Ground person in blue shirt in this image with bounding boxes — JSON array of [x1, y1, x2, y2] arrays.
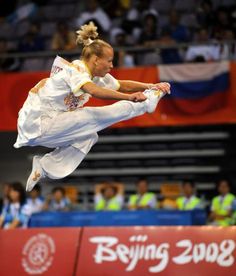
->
[[0, 182, 28, 229], [24, 185, 44, 216], [43, 186, 71, 211]]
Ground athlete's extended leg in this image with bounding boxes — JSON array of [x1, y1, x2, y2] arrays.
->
[[33, 90, 164, 148], [26, 133, 98, 191]]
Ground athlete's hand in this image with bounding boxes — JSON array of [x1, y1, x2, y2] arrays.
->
[[129, 92, 147, 102], [150, 82, 171, 94]]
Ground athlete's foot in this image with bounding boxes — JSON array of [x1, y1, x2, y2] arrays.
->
[[26, 156, 45, 192], [144, 88, 170, 113]]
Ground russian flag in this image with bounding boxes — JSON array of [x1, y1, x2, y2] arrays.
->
[[158, 61, 230, 116]]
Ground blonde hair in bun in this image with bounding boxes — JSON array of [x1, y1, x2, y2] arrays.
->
[[76, 21, 98, 46], [75, 21, 112, 61]]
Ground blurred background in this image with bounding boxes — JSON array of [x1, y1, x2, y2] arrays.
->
[[0, 0, 236, 231]]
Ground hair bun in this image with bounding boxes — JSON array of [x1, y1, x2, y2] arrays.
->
[[76, 21, 99, 46]]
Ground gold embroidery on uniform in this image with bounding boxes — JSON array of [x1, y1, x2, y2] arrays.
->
[[32, 171, 41, 181], [30, 78, 48, 94]]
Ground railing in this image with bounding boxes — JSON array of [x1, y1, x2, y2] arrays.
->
[[0, 41, 235, 69]]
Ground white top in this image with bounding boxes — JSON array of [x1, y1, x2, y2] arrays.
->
[[24, 197, 44, 215], [75, 8, 111, 32], [14, 56, 120, 148], [185, 45, 220, 62]]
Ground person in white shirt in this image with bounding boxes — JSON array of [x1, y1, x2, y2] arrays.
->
[[0, 182, 28, 229], [14, 21, 170, 192], [75, 0, 111, 34], [24, 185, 44, 216], [185, 28, 219, 62]]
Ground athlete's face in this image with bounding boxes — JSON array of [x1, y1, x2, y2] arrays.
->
[[94, 47, 114, 77]]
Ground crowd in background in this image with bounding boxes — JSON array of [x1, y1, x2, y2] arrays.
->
[[0, 178, 236, 229], [0, 0, 236, 71]]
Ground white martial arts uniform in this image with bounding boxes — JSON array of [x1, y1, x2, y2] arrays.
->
[[14, 56, 150, 179]]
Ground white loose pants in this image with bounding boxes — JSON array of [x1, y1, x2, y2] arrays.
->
[[33, 99, 149, 179]]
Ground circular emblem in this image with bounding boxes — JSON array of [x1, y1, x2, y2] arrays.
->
[[22, 233, 55, 274]]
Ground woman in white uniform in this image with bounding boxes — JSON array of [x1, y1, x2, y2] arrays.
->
[[14, 22, 170, 192]]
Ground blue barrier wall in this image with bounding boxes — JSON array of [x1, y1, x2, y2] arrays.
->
[[29, 210, 206, 227]]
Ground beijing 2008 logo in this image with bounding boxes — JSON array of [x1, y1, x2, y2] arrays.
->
[[22, 233, 56, 274]]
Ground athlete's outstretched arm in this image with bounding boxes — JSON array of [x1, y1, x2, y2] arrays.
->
[[118, 80, 171, 93], [82, 82, 146, 102]]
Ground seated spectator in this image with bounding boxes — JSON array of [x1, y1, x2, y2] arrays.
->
[[75, 0, 111, 35], [43, 187, 71, 211], [0, 182, 11, 212], [138, 11, 159, 46], [185, 28, 220, 62], [128, 179, 157, 210], [159, 183, 181, 209], [176, 181, 202, 210], [209, 179, 235, 226], [94, 182, 124, 211], [111, 28, 135, 68], [196, 0, 214, 29], [215, 29, 236, 60], [0, 182, 28, 229], [158, 29, 183, 64], [0, 39, 20, 72], [24, 185, 44, 216], [165, 10, 190, 43], [51, 22, 76, 51], [232, 199, 236, 225], [64, 186, 81, 210], [122, 0, 153, 43], [18, 22, 45, 52]]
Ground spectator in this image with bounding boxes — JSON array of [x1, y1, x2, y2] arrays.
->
[[24, 185, 44, 216], [158, 29, 183, 64], [51, 22, 77, 51], [0, 182, 11, 212], [0, 39, 20, 72], [176, 181, 202, 210], [43, 187, 71, 211], [0, 182, 28, 229], [138, 11, 159, 46], [111, 28, 135, 67], [94, 182, 124, 211], [209, 179, 235, 226], [64, 186, 81, 210], [128, 179, 157, 210], [185, 28, 219, 62], [159, 183, 180, 210], [213, 7, 231, 38], [18, 22, 45, 52], [100, 0, 128, 19], [165, 10, 190, 43], [75, 0, 111, 35], [196, 0, 214, 29], [122, 0, 154, 44], [215, 29, 236, 60]]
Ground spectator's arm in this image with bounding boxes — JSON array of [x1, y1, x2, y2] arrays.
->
[[112, 182, 124, 195], [95, 182, 108, 195], [42, 194, 51, 211], [8, 219, 21, 229], [0, 215, 4, 228]]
